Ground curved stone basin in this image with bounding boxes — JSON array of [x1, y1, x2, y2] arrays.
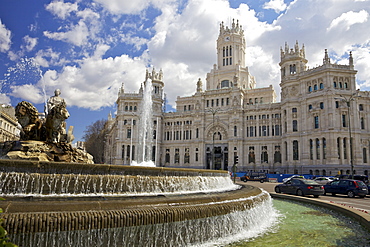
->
[[0, 159, 273, 245]]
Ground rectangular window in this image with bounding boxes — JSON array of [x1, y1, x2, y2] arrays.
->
[[175, 148, 180, 163], [314, 116, 319, 129], [184, 148, 190, 163], [262, 126, 267, 136], [316, 139, 320, 160], [275, 125, 280, 136], [127, 128, 131, 138], [342, 115, 346, 127], [293, 140, 299, 160], [293, 120, 298, 132]]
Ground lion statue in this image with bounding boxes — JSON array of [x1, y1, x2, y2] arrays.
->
[[15, 101, 44, 141]]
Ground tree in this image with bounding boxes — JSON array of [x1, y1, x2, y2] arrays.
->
[[83, 119, 107, 164]]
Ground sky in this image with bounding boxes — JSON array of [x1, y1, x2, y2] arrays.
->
[[0, 0, 370, 143]]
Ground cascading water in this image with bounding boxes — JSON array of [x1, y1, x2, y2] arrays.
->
[[0, 161, 278, 246], [8, 191, 280, 247], [0, 171, 240, 197], [133, 78, 155, 166]]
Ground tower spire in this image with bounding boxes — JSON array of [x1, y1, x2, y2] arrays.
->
[[323, 49, 330, 64]]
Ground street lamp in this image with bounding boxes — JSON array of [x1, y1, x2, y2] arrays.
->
[[335, 92, 359, 177], [208, 108, 219, 170]]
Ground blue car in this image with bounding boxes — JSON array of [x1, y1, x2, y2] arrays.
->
[[324, 179, 368, 198]]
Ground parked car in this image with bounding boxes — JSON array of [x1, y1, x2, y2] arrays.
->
[[274, 178, 324, 198], [240, 172, 267, 183], [324, 179, 368, 198], [313, 177, 334, 185], [282, 175, 304, 183], [336, 175, 369, 184]]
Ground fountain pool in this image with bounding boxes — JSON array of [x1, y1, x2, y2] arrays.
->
[[229, 199, 370, 246]]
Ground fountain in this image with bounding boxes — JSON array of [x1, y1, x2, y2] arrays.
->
[[137, 78, 154, 165], [0, 88, 277, 246], [0, 160, 277, 246], [131, 78, 155, 167]]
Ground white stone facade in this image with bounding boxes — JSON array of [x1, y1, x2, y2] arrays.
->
[[104, 20, 370, 176], [0, 105, 20, 142]]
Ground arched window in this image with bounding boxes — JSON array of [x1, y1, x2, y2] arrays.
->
[[320, 83, 324, 89], [333, 82, 337, 88], [344, 83, 348, 88], [339, 82, 343, 88], [314, 84, 318, 90], [308, 86, 312, 92]]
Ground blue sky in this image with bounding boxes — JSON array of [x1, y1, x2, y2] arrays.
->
[[1, 0, 370, 142]]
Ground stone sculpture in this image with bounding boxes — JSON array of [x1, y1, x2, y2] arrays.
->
[[1, 89, 91, 163], [15, 101, 43, 141], [45, 89, 70, 143]]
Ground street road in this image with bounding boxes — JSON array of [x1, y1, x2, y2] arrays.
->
[[237, 181, 370, 214]]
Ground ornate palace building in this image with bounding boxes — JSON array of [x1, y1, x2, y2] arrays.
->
[[104, 20, 370, 176], [0, 105, 20, 142]]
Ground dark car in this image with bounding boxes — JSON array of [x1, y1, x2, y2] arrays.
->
[[336, 174, 369, 184], [274, 178, 324, 197], [240, 172, 267, 183], [324, 179, 368, 198]]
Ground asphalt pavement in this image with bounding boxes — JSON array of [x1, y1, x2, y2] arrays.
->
[[237, 181, 370, 214]]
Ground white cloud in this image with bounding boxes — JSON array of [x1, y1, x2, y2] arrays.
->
[[46, 1, 78, 20], [93, 0, 152, 15], [10, 84, 45, 103], [22, 35, 38, 52], [263, 0, 287, 13], [44, 20, 90, 46], [44, 2, 101, 47], [0, 19, 11, 53], [41, 45, 148, 110], [0, 93, 11, 105], [34, 48, 67, 67], [327, 10, 369, 31]]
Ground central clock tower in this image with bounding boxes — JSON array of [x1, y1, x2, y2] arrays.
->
[[206, 19, 255, 90], [216, 19, 246, 69]]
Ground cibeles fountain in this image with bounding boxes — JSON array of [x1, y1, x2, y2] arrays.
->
[[0, 86, 278, 246]]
